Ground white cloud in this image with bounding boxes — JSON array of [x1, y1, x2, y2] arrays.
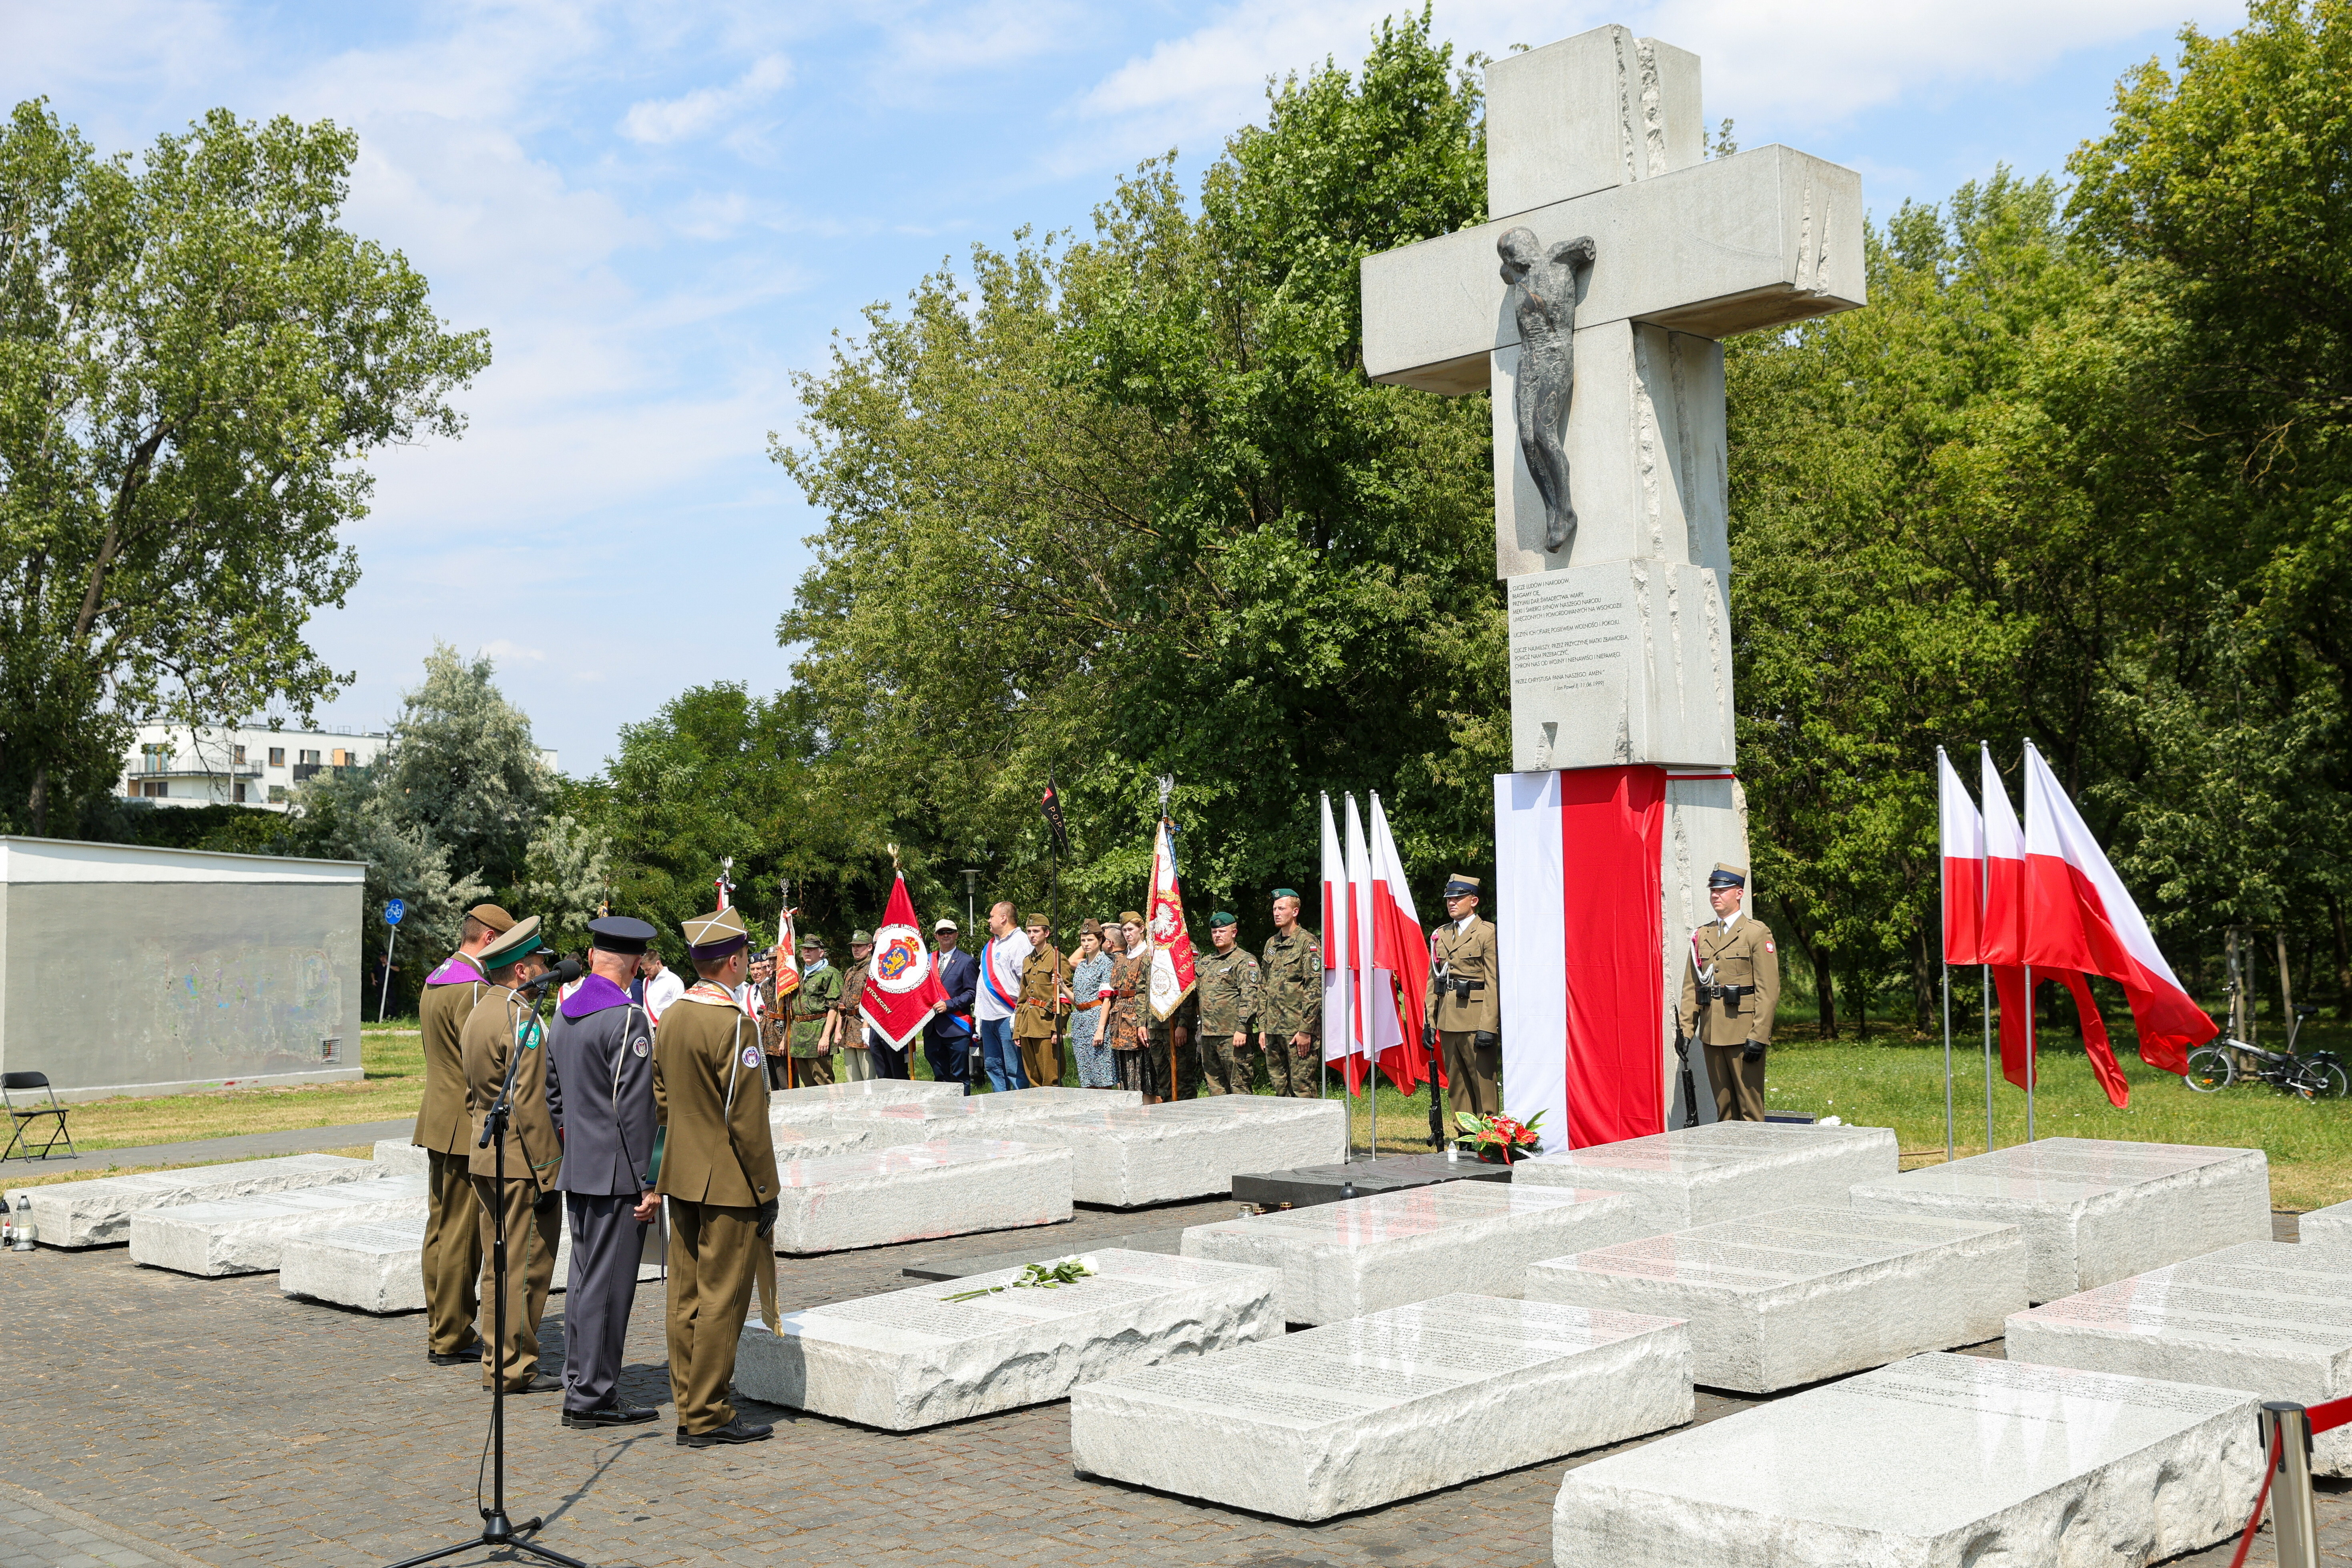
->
[[480, 639, 547, 663], [619, 52, 792, 144]]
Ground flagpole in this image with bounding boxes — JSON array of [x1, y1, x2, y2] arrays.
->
[[1936, 747, 1953, 1164], [1943, 959, 1953, 1163], [1983, 964, 1994, 1153], [2024, 962, 2036, 1141]]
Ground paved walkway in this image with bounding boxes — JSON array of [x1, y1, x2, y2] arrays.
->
[[0, 1119, 415, 1180]]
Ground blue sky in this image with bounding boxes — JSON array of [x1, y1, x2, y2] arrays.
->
[[3, 0, 2246, 775]]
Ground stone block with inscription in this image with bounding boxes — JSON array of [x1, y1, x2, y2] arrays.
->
[[1507, 562, 1730, 772], [1848, 1138, 2270, 1303], [1181, 1180, 1646, 1325], [1014, 1096, 1345, 1207], [129, 1177, 429, 1277], [835, 1087, 1144, 1150], [1073, 1294, 1691, 1522], [1553, 1353, 2264, 1568], [765, 1115, 879, 1162], [2005, 1240, 2352, 1476], [733, 1247, 1278, 1430], [771, 1140, 1072, 1255], [370, 1139, 430, 1174], [1526, 1206, 2022, 1393], [767, 1078, 966, 1114], [279, 1214, 663, 1314], [1515, 1121, 1897, 1234], [2300, 1196, 2352, 1249], [10, 1152, 397, 1249]]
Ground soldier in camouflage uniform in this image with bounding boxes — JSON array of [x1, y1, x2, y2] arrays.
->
[[783, 932, 842, 1088], [1258, 887, 1323, 1098], [1192, 911, 1262, 1095]]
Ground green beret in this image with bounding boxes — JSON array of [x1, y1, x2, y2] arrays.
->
[[1272, 888, 1300, 900], [1209, 911, 1237, 928]]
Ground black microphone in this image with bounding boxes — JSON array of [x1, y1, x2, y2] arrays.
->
[[516, 957, 583, 994]]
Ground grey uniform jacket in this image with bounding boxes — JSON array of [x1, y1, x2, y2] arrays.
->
[[545, 976, 660, 1197]]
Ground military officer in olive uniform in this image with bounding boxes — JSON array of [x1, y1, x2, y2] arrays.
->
[[653, 904, 779, 1448], [460, 916, 563, 1394], [783, 931, 841, 1088], [1426, 873, 1501, 1120], [1678, 862, 1781, 1122], [413, 902, 512, 1365], [544, 914, 662, 1430], [1193, 912, 1261, 1095], [1014, 913, 1068, 1090], [1258, 889, 1322, 1098]]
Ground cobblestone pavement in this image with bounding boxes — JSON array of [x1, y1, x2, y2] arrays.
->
[[0, 1199, 2344, 1567]]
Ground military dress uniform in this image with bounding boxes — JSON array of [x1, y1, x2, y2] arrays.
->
[[460, 918, 565, 1393], [1258, 898, 1322, 1098], [1427, 874, 1501, 1119], [785, 955, 841, 1088], [1015, 922, 1068, 1090], [544, 916, 663, 1427], [1678, 863, 1781, 1123], [1192, 913, 1262, 1096], [655, 905, 781, 1446], [412, 904, 510, 1363]]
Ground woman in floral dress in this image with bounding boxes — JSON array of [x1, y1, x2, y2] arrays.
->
[[1067, 921, 1116, 1088]]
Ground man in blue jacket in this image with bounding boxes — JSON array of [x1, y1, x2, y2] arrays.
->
[[924, 917, 978, 1092]]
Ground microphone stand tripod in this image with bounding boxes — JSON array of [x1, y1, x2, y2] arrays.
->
[[385, 976, 592, 1568]]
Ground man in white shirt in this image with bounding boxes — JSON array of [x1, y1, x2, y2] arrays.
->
[[637, 948, 686, 1023], [973, 900, 1032, 1092]]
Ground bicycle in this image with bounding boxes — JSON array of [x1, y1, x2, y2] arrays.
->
[[2185, 1000, 2349, 1099]]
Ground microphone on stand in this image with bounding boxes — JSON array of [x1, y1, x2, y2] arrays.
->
[[516, 958, 583, 995]]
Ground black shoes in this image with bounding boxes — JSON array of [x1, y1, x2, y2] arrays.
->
[[563, 1402, 659, 1428], [678, 1417, 773, 1448], [426, 1340, 482, 1367]]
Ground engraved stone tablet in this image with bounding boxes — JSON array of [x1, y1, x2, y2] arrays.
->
[[1527, 1205, 2023, 1392], [1848, 1138, 2270, 1302], [2301, 1197, 2352, 1249], [2005, 1239, 2352, 1476], [280, 1214, 662, 1314], [371, 1140, 430, 1174], [767, 1078, 966, 1113], [765, 1116, 878, 1162], [771, 1139, 1073, 1255], [734, 1247, 1278, 1430], [8, 1153, 396, 1249], [1517, 1120, 1898, 1234], [838, 1087, 1144, 1149], [1074, 1294, 1691, 1520], [1182, 1180, 1646, 1324], [129, 1177, 430, 1276], [1507, 562, 1731, 770], [1014, 1096, 1345, 1207], [1553, 1353, 2263, 1568]]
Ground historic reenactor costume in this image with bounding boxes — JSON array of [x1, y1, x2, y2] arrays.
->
[[1105, 911, 1149, 1093], [1014, 915, 1067, 1090], [460, 916, 564, 1393], [1258, 889, 1322, 1098], [1192, 912, 1261, 1095], [413, 902, 512, 1365], [653, 904, 780, 1448], [544, 915, 662, 1429], [783, 934, 841, 1088], [1678, 862, 1781, 1122], [1427, 873, 1501, 1119], [838, 931, 879, 1082]]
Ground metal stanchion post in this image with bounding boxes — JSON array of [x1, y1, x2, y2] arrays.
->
[[2263, 1403, 2321, 1568]]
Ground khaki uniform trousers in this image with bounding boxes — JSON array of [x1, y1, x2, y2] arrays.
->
[[788, 1052, 835, 1087], [1260, 1033, 1321, 1098], [422, 1148, 483, 1356], [1199, 1032, 1250, 1095], [666, 1199, 761, 1437], [1704, 1042, 1768, 1122], [1440, 1030, 1501, 1119], [1128, 1032, 1198, 1100], [1017, 1030, 1063, 1091], [472, 1176, 560, 1389]]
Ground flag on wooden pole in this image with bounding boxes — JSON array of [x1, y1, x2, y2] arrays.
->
[[859, 868, 949, 1049], [1145, 817, 1196, 1021]]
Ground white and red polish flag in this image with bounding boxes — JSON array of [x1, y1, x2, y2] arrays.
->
[[1937, 747, 1984, 966], [859, 870, 949, 1049], [1339, 796, 1385, 1092], [1369, 793, 1429, 1093], [2021, 742, 2216, 1074], [1980, 749, 2038, 1090], [1319, 793, 1354, 1080]]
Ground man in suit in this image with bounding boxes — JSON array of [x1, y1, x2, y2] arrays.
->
[[413, 902, 512, 1366], [544, 915, 662, 1430], [925, 918, 978, 1091], [460, 916, 563, 1394]]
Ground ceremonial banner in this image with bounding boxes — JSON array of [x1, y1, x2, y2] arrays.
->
[[859, 871, 949, 1049], [773, 899, 801, 1001], [1145, 818, 1196, 1021], [1318, 794, 1353, 1076]]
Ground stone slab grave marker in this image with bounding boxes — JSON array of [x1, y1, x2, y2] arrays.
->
[[1015, 1096, 1345, 1207], [9, 1152, 396, 1248], [2300, 1196, 2352, 1247], [1073, 1293, 1691, 1522], [279, 1217, 664, 1314], [1360, 24, 1863, 773], [129, 1175, 429, 1276], [1516, 1120, 1896, 1234], [2005, 1239, 2352, 1476], [768, 1078, 965, 1115], [1231, 1151, 1510, 1213], [734, 1247, 1278, 1430], [1526, 1205, 2023, 1393], [1182, 1179, 1645, 1325], [900, 1226, 1186, 1283], [1553, 1352, 2262, 1568], [837, 1086, 1142, 1149], [765, 1116, 880, 1162], [771, 1139, 1072, 1255], [1848, 1137, 2270, 1303]]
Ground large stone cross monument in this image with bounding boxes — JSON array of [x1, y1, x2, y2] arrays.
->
[[1361, 26, 1864, 1138]]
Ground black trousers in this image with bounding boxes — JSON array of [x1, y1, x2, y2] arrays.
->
[[561, 1191, 648, 1414], [923, 1026, 971, 1089]]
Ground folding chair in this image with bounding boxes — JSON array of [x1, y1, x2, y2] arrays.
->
[[1, 1071, 75, 1161]]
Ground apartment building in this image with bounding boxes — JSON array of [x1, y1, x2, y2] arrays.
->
[[123, 723, 394, 809]]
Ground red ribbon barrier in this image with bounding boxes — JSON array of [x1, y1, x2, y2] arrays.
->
[[2225, 1426, 2282, 1568], [2311, 1393, 2352, 1437]]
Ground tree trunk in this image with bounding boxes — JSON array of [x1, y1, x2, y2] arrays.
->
[[2329, 893, 2350, 1022], [1913, 930, 1935, 1032], [2277, 929, 2296, 1049], [1777, 898, 1836, 1038], [29, 765, 48, 838]]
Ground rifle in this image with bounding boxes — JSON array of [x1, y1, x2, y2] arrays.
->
[[1674, 1018, 1702, 1126]]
